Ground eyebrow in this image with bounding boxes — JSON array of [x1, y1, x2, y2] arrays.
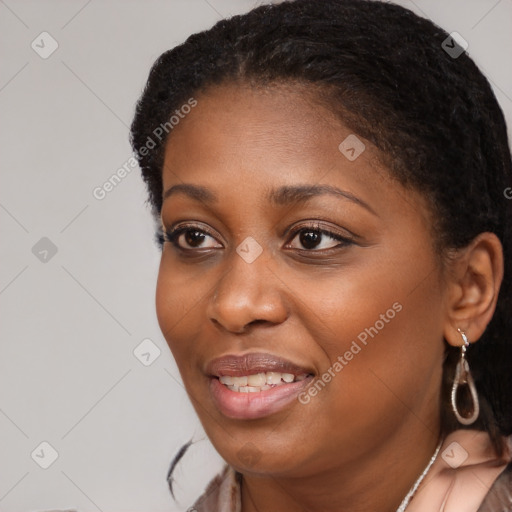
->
[[267, 184, 377, 216], [162, 183, 376, 216], [163, 184, 217, 203]]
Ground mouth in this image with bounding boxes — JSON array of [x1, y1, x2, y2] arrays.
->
[[206, 353, 314, 419], [218, 371, 309, 392]]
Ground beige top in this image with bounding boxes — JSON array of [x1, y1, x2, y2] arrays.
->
[[192, 429, 512, 512]]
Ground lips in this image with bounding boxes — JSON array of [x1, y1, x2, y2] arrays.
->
[[206, 353, 314, 420], [207, 352, 313, 378]]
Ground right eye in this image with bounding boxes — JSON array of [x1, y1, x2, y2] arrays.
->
[[163, 224, 223, 251]]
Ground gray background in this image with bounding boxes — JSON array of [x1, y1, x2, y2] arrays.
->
[[1, 0, 511, 511]]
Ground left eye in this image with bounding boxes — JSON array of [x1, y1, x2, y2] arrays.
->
[[287, 228, 348, 251]]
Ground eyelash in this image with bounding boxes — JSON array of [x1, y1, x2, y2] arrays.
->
[[286, 223, 354, 250], [158, 223, 218, 248], [158, 222, 354, 252]]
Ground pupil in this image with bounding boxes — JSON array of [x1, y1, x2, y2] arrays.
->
[[300, 231, 320, 249], [185, 230, 205, 247]]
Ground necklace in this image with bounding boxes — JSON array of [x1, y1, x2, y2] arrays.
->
[[395, 438, 443, 512]]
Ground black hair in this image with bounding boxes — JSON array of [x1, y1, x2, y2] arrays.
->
[[131, 0, 512, 456]]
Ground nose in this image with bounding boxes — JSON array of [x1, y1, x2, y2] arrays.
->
[[206, 250, 289, 334]]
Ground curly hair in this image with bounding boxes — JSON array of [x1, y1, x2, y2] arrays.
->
[[130, 0, 512, 456]]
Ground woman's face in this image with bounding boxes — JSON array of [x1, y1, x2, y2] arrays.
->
[[156, 83, 447, 477]]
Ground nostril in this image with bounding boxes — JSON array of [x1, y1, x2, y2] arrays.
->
[[248, 319, 268, 327], [209, 317, 248, 334]]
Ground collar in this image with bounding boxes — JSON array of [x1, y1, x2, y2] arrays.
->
[[192, 429, 511, 512]]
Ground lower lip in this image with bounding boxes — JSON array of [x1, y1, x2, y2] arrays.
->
[[209, 376, 313, 420]]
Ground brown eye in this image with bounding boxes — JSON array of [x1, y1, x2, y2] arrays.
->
[[165, 225, 223, 250], [288, 228, 347, 251], [299, 230, 322, 249], [183, 230, 206, 247]]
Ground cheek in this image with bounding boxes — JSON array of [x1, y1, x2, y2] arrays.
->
[[311, 260, 444, 417], [155, 267, 183, 350], [279, 255, 422, 355], [155, 254, 207, 364], [286, 243, 445, 398]]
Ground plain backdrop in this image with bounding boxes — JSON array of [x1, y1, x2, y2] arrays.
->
[[1, 0, 511, 511]]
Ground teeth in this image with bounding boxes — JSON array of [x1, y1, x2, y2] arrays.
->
[[219, 371, 308, 392], [236, 376, 248, 386], [266, 372, 282, 385], [223, 376, 248, 387], [247, 373, 266, 387]]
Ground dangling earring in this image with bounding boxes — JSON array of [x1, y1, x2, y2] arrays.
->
[[450, 329, 480, 425]]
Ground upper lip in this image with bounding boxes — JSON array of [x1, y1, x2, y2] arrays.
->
[[206, 352, 314, 378]]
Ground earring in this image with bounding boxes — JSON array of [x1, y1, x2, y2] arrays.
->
[[450, 329, 480, 425]]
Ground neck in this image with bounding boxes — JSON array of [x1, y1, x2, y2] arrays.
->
[[241, 422, 441, 512]]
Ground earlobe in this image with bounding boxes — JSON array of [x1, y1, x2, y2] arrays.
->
[[443, 232, 504, 346]]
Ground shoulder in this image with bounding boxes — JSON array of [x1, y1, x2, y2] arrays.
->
[[408, 430, 512, 512], [192, 465, 241, 512], [477, 459, 512, 512]]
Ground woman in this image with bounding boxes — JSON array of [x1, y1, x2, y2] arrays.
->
[[130, 1, 512, 510]]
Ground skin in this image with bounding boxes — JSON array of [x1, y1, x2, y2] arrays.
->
[[155, 83, 503, 512]]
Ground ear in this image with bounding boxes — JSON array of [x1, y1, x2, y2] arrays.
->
[[443, 232, 504, 347]]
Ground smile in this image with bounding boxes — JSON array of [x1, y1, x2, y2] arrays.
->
[[219, 372, 308, 392], [206, 353, 314, 419]]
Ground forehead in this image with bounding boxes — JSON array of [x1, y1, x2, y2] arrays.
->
[[162, 82, 388, 192]]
